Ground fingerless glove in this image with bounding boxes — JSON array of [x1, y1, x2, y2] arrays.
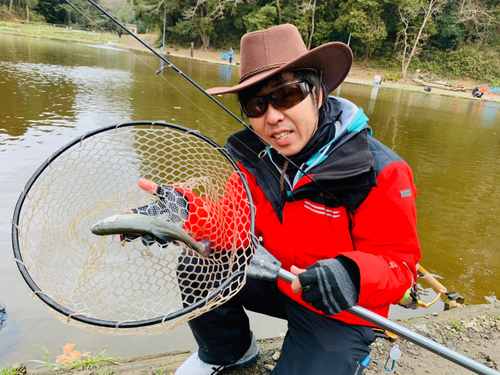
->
[[298, 256, 360, 316]]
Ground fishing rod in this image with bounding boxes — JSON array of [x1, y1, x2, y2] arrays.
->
[[262, 255, 498, 375], [83, 0, 346, 204]]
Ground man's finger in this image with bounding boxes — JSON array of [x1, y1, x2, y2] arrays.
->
[[291, 265, 306, 293], [138, 178, 158, 194]]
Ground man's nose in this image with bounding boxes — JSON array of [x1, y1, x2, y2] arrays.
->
[[265, 103, 285, 125]]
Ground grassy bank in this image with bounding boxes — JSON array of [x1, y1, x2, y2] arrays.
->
[[0, 20, 122, 45]]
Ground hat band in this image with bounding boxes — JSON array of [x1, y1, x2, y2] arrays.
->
[[239, 63, 286, 84]]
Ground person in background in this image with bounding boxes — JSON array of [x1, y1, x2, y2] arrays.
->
[[228, 47, 234, 64], [134, 23, 421, 375], [374, 73, 381, 86], [190, 42, 194, 58], [472, 86, 484, 98]]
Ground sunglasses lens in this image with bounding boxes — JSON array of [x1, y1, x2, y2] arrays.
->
[[241, 98, 266, 118], [272, 84, 307, 109], [241, 83, 309, 118]]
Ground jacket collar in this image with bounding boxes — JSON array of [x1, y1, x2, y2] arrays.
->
[[225, 97, 376, 220]]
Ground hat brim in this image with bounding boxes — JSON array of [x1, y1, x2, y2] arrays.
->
[[206, 42, 352, 96]]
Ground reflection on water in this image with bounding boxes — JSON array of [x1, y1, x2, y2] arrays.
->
[[342, 84, 500, 309], [219, 64, 232, 83], [367, 85, 380, 114], [0, 60, 133, 140], [480, 102, 500, 128], [1, 33, 500, 367]]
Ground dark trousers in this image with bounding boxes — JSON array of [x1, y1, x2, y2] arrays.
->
[[187, 277, 375, 375]]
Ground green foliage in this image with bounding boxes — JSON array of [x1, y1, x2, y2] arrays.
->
[[0, 366, 25, 375], [334, 0, 387, 59], [384, 71, 401, 81], [168, 19, 196, 44], [450, 320, 464, 330], [34, 0, 65, 24], [243, 4, 277, 32], [416, 43, 500, 84], [2, 0, 499, 82], [65, 349, 120, 370], [101, 0, 135, 24], [429, 1, 464, 50], [30, 345, 56, 370], [29, 344, 120, 372], [135, 19, 147, 34], [150, 367, 166, 375]]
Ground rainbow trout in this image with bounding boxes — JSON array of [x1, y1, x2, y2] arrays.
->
[[91, 214, 210, 257]]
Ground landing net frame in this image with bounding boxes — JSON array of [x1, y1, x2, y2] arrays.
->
[[12, 121, 257, 334]]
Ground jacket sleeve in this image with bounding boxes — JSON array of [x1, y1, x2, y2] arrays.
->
[[341, 161, 421, 309], [181, 170, 252, 251]]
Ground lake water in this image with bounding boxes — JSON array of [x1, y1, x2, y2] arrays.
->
[[1, 33, 500, 368]]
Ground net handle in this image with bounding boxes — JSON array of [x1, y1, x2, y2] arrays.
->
[[11, 121, 258, 329]]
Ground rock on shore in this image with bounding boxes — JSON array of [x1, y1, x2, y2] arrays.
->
[[30, 303, 500, 375]]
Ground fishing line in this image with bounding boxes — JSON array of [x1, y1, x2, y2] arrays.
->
[[69, 0, 341, 202], [64, 0, 233, 129]]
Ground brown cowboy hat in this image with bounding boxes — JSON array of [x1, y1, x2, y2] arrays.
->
[[207, 24, 352, 95]]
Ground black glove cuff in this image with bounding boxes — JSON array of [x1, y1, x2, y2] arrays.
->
[[335, 255, 361, 294]]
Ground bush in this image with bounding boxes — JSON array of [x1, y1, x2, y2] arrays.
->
[[417, 43, 500, 85], [0, 5, 10, 20], [134, 19, 146, 34]]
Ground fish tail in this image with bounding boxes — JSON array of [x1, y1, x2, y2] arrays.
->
[[200, 239, 212, 257]]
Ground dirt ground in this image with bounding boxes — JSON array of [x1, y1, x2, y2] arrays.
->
[[118, 34, 500, 104], [25, 303, 500, 375]]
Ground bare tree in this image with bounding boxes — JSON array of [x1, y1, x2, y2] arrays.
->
[[456, 0, 498, 41], [397, 0, 447, 80], [184, 0, 242, 49], [298, 0, 318, 49]]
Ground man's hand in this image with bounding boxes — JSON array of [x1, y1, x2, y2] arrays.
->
[[130, 179, 189, 223], [291, 257, 360, 316], [122, 179, 189, 245]]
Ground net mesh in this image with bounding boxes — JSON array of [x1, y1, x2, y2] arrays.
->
[[14, 122, 256, 335]]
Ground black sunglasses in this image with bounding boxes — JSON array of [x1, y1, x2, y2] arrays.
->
[[239, 82, 311, 118]]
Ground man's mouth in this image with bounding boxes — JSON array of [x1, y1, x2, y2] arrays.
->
[[272, 131, 291, 140]]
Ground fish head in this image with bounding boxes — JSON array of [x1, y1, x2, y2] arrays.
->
[[90, 214, 121, 235]]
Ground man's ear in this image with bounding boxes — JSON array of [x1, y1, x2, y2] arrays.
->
[[313, 86, 323, 109]]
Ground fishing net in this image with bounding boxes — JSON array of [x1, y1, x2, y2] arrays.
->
[[12, 121, 257, 335]]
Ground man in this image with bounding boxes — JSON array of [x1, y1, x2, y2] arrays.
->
[[173, 23, 422, 374]]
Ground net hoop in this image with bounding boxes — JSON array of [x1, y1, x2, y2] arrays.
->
[[12, 121, 257, 331]]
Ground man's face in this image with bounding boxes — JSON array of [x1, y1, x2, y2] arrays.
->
[[247, 72, 322, 157]]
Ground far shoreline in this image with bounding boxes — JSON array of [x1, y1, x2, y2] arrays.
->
[[116, 34, 500, 104], [1, 21, 499, 104]]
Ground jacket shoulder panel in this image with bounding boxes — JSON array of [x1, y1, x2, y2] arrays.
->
[[368, 136, 405, 176]]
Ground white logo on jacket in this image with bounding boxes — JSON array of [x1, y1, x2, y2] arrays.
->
[[304, 201, 341, 218]]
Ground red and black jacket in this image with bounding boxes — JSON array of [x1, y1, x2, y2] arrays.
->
[[224, 97, 421, 326]]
